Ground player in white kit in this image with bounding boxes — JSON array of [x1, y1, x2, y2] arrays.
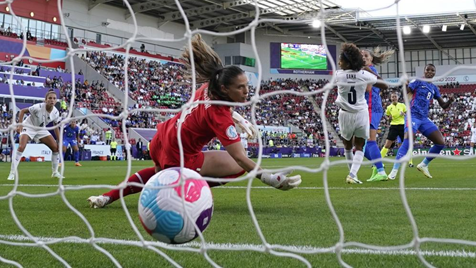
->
[[7, 90, 64, 180], [471, 122, 476, 154], [335, 43, 387, 184]]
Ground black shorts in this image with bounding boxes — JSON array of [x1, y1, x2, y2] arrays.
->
[[387, 124, 405, 142], [111, 148, 117, 154]]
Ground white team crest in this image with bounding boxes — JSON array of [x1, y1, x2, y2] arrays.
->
[[226, 125, 238, 140]]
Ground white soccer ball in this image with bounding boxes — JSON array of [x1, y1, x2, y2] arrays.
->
[[138, 167, 214, 244]]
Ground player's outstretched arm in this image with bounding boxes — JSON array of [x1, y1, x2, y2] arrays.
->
[[436, 96, 454, 109], [16, 108, 29, 133], [225, 142, 301, 190]]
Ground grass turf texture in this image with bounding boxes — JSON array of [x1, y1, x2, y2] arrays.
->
[[0, 158, 475, 267], [281, 47, 327, 70]]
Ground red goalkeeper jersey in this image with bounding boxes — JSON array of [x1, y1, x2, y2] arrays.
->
[[157, 83, 241, 158]]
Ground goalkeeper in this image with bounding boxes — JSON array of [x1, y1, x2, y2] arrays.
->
[[88, 35, 301, 208]]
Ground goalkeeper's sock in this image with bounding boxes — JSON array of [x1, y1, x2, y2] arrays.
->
[[344, 149, 353, 170], [74, 151, 80, 163], [381, 147, 389, 158], [422, 144, 445, 165], [51, 152, 59, 172], [11, 150, 23, 172], [103, 167, 156, 203], [208, 170, 246, 188], [349, 150, 364, 178]]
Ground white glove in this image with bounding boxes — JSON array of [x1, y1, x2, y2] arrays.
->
[[260, 171, 302, 191], [232, 111, 258, 140]]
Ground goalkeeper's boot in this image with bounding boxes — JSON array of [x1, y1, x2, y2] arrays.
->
[[88, 195, 111, 208], [408, 158, 414, 167], [7, 172, 15, 181], [387, 169, 398, 180], [52, 171, 65, 179], [346, 175, 363, 184], [75, 162, 82, 167], [417, 163, 433, 179]]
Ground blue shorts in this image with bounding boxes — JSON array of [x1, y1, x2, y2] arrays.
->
[[404, 116, 438, 137], [63, 138, 78, 147], [369, 112, 383, 130]]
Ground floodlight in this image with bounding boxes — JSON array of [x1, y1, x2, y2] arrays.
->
[[442, 25, 447, 31], [422, 25, 430, 33], [403, 26, 411, 35], [460, 24, 465, 30], [312, 19, 321, 28]]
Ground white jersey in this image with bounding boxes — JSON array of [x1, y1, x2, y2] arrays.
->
[[335, 69, 377, 113], [23, 103, 60, 128]]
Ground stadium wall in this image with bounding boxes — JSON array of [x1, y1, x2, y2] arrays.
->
[[62, 0, 227, 58]]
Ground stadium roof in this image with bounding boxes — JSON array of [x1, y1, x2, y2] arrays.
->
[[98, 0, 476, 50]]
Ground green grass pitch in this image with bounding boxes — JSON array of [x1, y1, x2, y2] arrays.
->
[[1, 157, 475, 267], [281, 47, 327, 70]]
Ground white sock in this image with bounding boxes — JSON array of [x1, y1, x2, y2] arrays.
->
[[11, 150, 23, 173], [52, 152, 59, 173], [350, 150, 364, 178], [344, 149, 353, 170]]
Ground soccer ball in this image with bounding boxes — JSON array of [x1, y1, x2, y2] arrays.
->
[[138, 167, 214, 244]]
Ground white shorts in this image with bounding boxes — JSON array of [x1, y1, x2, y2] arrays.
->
[[471, 136, 476, 143], [21, 126, 52, 141], [338, 109, 369, 141]]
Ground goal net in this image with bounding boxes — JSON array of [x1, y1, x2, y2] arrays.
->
[[1, 0, 476, 267]]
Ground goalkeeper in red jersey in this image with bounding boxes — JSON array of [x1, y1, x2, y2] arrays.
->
[[88, 35, 301, 208]]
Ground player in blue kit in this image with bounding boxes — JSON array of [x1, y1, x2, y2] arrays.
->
[[361, 48, 394, 181], [387, 64, 454, 179], [63, 120, 82, 167]]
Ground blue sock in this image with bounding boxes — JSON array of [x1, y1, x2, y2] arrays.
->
[[393, 139, 410, 170], [367, 140, 383, 169], [74, 151, 80, 163], [423, 144, 444, 165], [363, 141, 372, 160]]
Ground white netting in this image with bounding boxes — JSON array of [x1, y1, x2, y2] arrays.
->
[[1, 0, 476, 267]]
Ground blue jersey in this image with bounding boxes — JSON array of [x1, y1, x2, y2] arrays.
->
[[64, 124, 79, 139], [408, 79, 441, 119], [364, 65, 383, 113]]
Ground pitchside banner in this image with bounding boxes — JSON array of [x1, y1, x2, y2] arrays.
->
[[15, 144, 112, 161], [394, 148, 476, 156], [386, 75, 476, 85]]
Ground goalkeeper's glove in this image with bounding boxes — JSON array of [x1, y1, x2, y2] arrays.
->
[[260, 170, 302, 191], [232, 111, 258, 140]]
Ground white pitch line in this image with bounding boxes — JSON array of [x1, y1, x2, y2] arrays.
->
[[0, 234, 474, 258], [1, 184, 476, 191]]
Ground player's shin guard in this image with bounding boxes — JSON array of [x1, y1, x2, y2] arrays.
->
[[393, 139, 410, 170], [103, 167, 156, 203], [367, 141, 384, 170], [11, 150, 23, 171], [422, 144, 444, 165], [344, 149, 353, 170], [207, 170, 246, 188], [74, 151, 80, 163], [52, 152, 59, 172]]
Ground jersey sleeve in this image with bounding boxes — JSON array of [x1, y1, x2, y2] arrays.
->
[[385, 105, 391, 116], [408, 80, 419, 93], [28, 104, 40, 115], [363, 71, 377, 84], [401, 103, 407, 113], [207, 106, 241, 147]]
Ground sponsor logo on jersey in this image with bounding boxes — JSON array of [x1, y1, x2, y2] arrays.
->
[[226, 125, 238, 140]]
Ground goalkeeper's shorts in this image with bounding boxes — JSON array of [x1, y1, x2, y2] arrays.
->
[[149, 134, 204, 173]]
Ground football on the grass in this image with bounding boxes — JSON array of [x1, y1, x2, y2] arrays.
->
[[138, 167, 213, 244]]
